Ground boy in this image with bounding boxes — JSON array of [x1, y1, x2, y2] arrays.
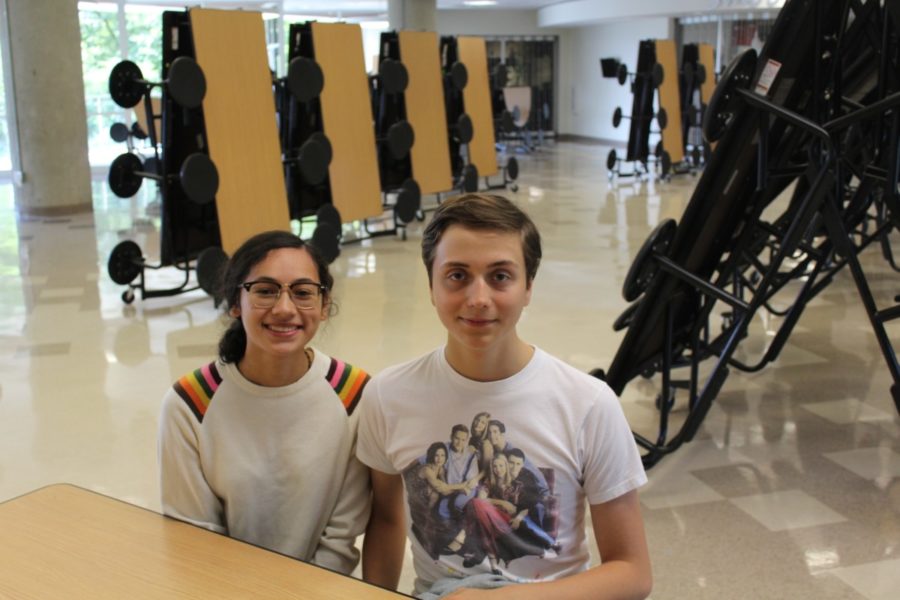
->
[[357, 194, 651, 599]]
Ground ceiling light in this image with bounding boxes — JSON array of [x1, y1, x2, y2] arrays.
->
[[463, 1, 498, 6]]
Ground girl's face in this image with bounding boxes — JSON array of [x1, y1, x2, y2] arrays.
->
[[473, 414, 488, 435], [231, 247, 328, 364], [492, 457, 507, 479], [433, 447, 447, 467]]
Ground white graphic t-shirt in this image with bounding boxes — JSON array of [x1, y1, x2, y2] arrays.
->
[[357, 347, 646, 593]]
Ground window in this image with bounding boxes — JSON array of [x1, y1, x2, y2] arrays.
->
[[678, 14, 778, 76], [486, 37, 556, 134], [79, 3, 126, 166], [0, 27, 9, 172], [78, 2, 165, 167]]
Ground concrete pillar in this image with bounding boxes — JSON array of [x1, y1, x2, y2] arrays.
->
[[388, 0, 437, 31], [5, 0, 92, 216]]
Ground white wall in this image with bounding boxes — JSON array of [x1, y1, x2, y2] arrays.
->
[[435, 9, 676, 143], [557, 17, 672, 141], [436, 9, 569, 137], [539, 0, 784, 27], [436, 9, 558, 36]]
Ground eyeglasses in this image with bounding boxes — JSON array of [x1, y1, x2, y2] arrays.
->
[[239, 280, 327, 310]]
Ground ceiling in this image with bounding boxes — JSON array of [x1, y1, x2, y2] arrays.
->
[[90, 1, 787, 28], [106, 1, 560, 19]]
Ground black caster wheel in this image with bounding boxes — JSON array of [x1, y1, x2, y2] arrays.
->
[[510, 184, 519, 192], [396, 179, 421, 225], [721, 313, 734, 332], [589, 368, 607, 381], [122, 289, 135, 304], [659, 151, 672, 179], [606, 148, 618, 172], [691, 146, 702, 166], [505, 156, 519, 182], [415, 209, 426, 222], [655, 391, 675, 411]]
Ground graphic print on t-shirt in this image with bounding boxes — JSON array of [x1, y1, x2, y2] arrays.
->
[[401, 412, 561, 573]]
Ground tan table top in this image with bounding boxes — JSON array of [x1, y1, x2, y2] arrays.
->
[[655, 38, 685, 164], [0, 484, 407, 599], [699, 43, 716, 105], [457, 36, 499, 178], [312, 21, 384, 223], [190, 8, 291, 255], [398, 30, 453, 195]]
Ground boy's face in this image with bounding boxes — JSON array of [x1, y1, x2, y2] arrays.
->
[[429, 224, 532, 358], [451, 429, 469, 453], [508, 454, 525, 479], [488, 424, 505, 447]]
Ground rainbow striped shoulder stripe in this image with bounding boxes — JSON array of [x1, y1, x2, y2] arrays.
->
[[173, 358, 370, 422], [326, 357, 370, 416], [173, 362, 222, 423]]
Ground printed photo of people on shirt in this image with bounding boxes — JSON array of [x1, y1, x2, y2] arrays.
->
[[402, 412, 561, 574]]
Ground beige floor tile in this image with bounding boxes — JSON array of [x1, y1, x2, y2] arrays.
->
[[827, 558, 900, 600], [730, 490, 848, 531], [802, 399, 895, 425], [824, 446, 900, 483], [641, 472, 725, 509]]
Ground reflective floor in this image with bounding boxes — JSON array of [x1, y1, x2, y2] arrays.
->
[[0, 141, 898, 599]]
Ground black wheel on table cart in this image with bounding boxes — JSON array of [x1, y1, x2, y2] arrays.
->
[[108, 240, 143, 286]]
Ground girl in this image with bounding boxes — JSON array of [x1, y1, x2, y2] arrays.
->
[[158, 230, 370, 574]]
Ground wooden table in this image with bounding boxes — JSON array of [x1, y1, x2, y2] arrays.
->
[[0, 484, 407, 599], [457, 36, 499, 178], [654, 38, 685, 164], [312, 21, 384, 223], [190, 8, 291, 255], [398, 30, 453, 195]]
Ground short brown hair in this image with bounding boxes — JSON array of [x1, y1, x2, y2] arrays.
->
[[421, 193, 542, 285]]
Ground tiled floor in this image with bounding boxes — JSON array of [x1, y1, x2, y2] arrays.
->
[[0, 141, 898, 598]]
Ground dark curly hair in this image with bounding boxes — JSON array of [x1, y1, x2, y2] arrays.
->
[[217, 230, 334, 364], [426, 441, 448, 465]]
